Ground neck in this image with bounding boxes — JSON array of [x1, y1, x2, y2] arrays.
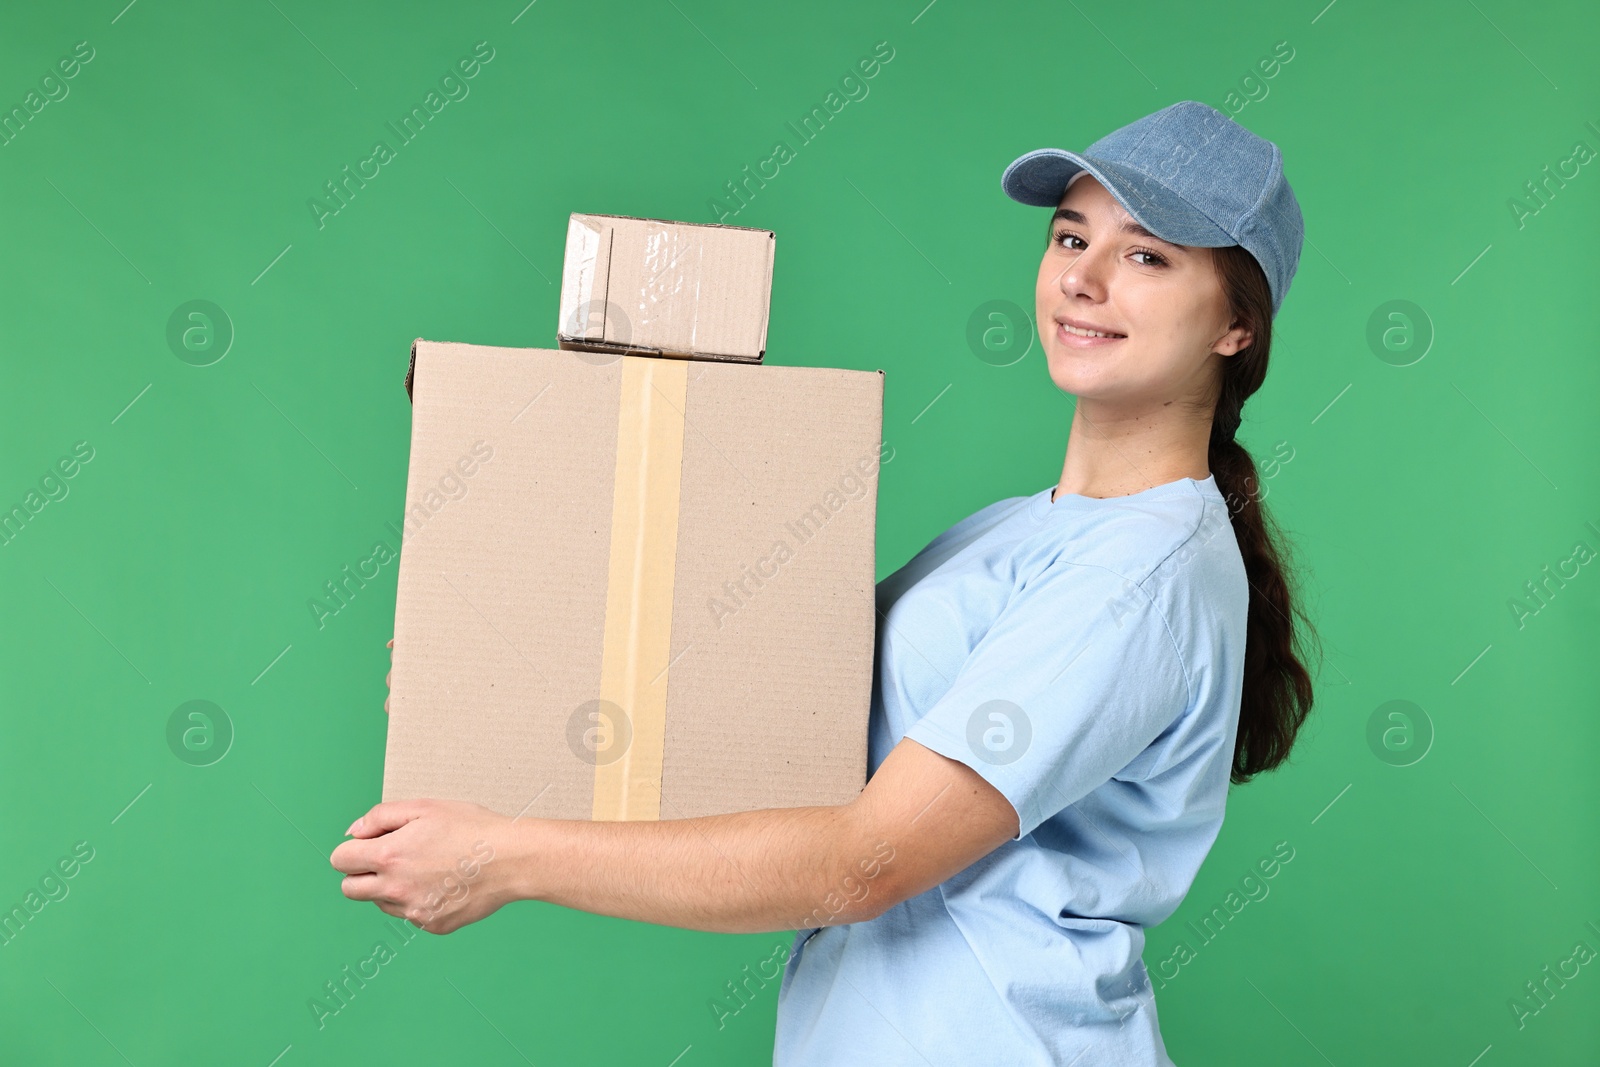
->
[[1052, 398, 1213, 501]]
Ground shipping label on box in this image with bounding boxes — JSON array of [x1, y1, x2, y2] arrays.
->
[[556, 213, 774, 364], [384, 339, 885, 823]]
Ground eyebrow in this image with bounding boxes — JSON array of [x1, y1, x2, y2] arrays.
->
[[1051, 207, 1188, 254]]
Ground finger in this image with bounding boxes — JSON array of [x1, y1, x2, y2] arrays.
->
[[370, 895, 433, 931], [383, 694, 390, 715], [345, 881, 424, 929], [339, 872, 385, 901], [346, 800, 424, 838], [374, 899, 413, 922], [330, 837, 389, 875], [387, 638, 394, 649]]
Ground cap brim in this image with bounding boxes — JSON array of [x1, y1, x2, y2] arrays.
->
[[1001, 149, 1235, 248]]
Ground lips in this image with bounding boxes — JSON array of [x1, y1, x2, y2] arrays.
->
[[1054, 315, 1126, 339]]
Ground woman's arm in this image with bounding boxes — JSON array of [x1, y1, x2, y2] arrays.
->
[[333, 738, 1020, 935], [507, 802, 881, 934]]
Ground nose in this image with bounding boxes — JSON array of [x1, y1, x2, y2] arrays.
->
[[1052, 241, 1111, 300]]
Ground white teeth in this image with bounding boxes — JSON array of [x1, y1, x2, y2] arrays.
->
[[1060, 322, 1123, 338]]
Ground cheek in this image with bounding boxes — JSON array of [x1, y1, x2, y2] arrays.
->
[[1124, 287, 1215, 350], [1168, 309, 1230, 361], [1034, 272, 1054, 320]]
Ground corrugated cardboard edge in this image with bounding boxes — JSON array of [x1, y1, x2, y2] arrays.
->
[[555, 339, 765, 365], [753, 231, 772, 358], [574, 211, 775, 235], [404, 337, 420, 401]]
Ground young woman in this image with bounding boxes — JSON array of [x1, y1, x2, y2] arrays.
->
[[334, 100, 1319, 1065]]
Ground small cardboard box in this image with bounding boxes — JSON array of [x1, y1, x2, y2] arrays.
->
[[556, 213, 774, 364], [382, 339, 885, 822]]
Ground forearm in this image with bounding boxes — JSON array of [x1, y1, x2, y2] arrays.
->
[[503, 803, 886, 934]]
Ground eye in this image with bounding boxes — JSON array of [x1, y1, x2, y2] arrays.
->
[[1052, 229, 1170, 268], [1052, 228, 1085, 251]]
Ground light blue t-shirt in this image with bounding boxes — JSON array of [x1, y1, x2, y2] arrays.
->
[[773, 474, 1249, 1066]]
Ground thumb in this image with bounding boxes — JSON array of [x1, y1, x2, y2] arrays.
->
[[345, 801, 422, 838]]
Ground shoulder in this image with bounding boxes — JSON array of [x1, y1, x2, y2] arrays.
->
[[1050, 481, 1243, 596], [1029, 482, 1248, 669]]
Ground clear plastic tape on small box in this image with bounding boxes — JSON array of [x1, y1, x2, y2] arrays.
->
[[639, 222, 702, 353]]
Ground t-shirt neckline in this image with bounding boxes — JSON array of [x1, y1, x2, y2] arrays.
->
[[1028, 474, 1217, 521]]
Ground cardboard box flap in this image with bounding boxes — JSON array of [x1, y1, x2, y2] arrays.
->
[[557, 215, 610, 343]]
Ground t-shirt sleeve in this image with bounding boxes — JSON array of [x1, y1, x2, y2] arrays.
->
[[901, 559, 1192, 841]]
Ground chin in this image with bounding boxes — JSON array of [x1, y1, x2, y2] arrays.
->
[[1042, 347, 1117, 396]]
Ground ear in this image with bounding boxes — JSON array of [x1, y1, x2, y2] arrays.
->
[[1214, 319, 1253, 357]]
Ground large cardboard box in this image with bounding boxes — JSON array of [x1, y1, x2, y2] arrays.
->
[[382, 339, 885, 822], [556, 213, 774, 364]]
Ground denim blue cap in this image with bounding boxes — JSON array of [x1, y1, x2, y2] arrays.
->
[[1001, 101, 1303, 317]]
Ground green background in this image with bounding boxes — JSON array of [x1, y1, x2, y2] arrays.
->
[[3, 0, 1597, 1063]]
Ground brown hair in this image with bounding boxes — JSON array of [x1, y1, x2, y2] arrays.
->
[[1204, 243, 1320, 783]]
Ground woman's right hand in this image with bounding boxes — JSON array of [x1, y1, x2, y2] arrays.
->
[[384, 637, 393, 714]]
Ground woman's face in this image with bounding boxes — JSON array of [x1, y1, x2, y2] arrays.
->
[[1035, 174, 1250, 409]]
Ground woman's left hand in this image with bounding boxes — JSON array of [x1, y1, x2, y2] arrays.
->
[[330, 799, 523, 935]]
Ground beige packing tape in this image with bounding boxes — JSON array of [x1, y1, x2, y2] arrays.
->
[[592, 355, 689, 821]]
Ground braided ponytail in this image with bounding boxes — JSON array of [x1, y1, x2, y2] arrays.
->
[[1207, 244, 1320, 783]]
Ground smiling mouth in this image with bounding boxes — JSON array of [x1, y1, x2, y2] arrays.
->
[[1057, 321, 1126, 340]]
